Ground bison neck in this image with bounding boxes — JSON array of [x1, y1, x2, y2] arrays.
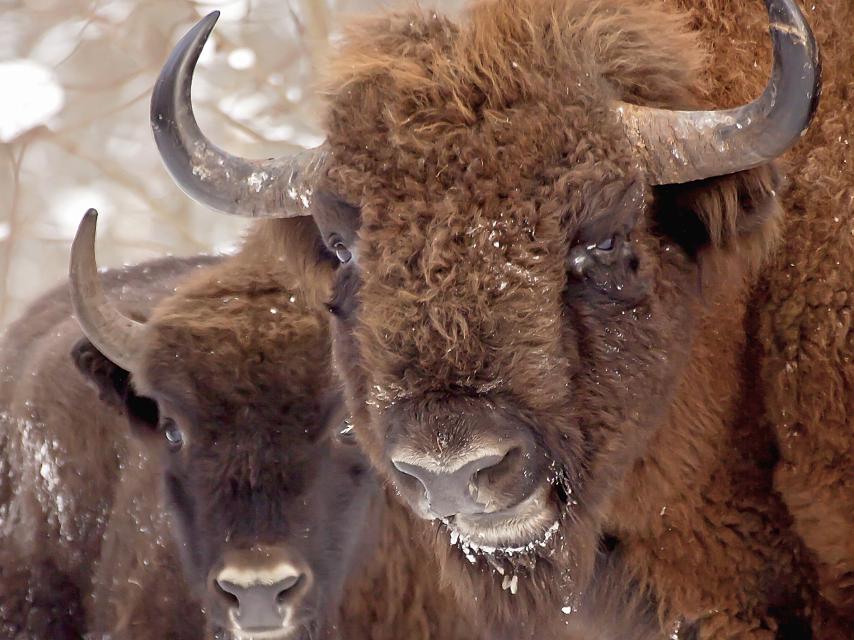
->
[[605, 276, 813, 632]]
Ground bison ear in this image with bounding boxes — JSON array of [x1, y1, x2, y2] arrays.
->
[[652, 163, 783, 269], [71, 337, 159, 433]]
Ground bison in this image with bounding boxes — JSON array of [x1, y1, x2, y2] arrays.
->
[[0, 210, 472, 639], [146, 0, 852, 637]]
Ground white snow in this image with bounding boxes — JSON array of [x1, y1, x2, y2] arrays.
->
[[2, 411, 77, 542], [0, 59, 64, 142], [247, 171, 269, 193], [448, 518, 560, 559], [227, 47, 256, 70]]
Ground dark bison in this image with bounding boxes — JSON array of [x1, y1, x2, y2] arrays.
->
[[148, 0, 852, 637], [0, 211, 472, 639]]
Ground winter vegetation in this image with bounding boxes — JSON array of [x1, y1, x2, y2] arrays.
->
[[0, 0, 462, 327]]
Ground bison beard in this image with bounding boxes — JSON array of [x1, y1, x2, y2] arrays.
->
[[146, 0, 851, 638]]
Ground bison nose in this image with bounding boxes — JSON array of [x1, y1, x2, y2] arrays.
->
[[392, 447, 514, 518], [214, 562, 309, 631]]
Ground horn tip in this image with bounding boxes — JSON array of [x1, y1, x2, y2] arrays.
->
[[79, 208, 99, 235], [203, 10, 220, 28], [73, 210, 99, 268]]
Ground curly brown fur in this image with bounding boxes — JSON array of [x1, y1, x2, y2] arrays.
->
[[241, 0, 852, 637], [684, 0, 854, 622]]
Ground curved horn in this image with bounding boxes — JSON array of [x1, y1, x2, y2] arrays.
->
[[616, 0, 821, 185], [150, 11, 326, 217], [69, 209, 145, 371]]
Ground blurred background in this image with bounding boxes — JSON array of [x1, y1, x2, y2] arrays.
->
[[0, 0, 462, 327]]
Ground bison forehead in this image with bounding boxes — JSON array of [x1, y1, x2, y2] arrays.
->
[[327, 105, 584, 384], [319, 0, 707, 397], [321, 0, 703, 187], [327, 134, 597, 402], [323, 0, 701, 130], [130, 293, 335, 432]]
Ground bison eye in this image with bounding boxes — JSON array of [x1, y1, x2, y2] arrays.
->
[[332, 240, 352, 264], [567, 233, 647, 302], [162, 418, 184, 451], [594, 236, 615, 252]]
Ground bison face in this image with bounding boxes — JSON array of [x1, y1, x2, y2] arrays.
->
[[147, 0, 818, 624], [317, 157, 705, 558], [74, 334, 375, 640], [73, 333, 375, 639], [69, 213, 377, 640]]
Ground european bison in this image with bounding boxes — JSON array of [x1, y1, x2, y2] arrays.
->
[[149, 0, 852, 637], [0, 211, 471, 639]]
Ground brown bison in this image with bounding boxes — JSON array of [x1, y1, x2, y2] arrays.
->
[[148, 0, 852, 637], [0, 211, 472, 639]]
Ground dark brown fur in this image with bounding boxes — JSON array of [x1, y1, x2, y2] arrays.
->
[[245, 0, 851, 637], [0, 250, 473, 639]]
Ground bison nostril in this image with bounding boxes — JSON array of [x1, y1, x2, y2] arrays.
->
[[469, 447, 522, 508], [474, 447, 520, 484], [213, 563, 312, 631], [391, 450, 512, 518], [392, 460, 428, 496], [275, 574, 303, 604], [215, 579, 240, 607]]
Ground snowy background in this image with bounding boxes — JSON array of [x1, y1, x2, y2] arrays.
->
[[0, 0, 462, 327]]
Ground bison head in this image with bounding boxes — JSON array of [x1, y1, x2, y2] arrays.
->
[[148, 0, 820, 628], [68, 211, 376, 639]]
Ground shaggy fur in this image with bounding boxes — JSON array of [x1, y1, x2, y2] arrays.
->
[[243, 0, 851, 637], [0, 249, 473, 639], [679, 0, 854, 620]]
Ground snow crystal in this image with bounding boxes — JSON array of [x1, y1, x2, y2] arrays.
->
[[367, 382, 408, 409], [247, 171, 269, 193], [447, 518, 560, 559], [501, 573, 519, 594], [2, 411, 78, 542]]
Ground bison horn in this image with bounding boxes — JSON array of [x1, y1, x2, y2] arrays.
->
[[69, 209, 145, 371], [150, 11, 326, 218], [615, 0, 820, 185]]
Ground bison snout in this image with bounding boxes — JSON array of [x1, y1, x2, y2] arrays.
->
[[213, 555, 311, 633], [392, 438, 542, 519]]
